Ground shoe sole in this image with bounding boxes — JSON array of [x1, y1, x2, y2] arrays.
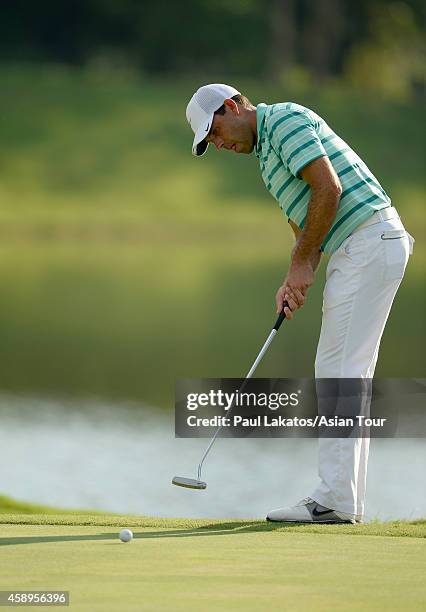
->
[[266, 516, 355, 524]]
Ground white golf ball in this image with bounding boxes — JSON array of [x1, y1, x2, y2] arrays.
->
[[119, 529, 133, 542]]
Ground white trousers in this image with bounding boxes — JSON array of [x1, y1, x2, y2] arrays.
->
[[311, 210, 412, 517]]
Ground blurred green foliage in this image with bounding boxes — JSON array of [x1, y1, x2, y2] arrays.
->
[[0, 65, 424, 407], [345, 3, 426, 101], [1, 1, 425, 99]]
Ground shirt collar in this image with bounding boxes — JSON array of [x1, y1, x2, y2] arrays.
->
[[255, 103, 267, 158]]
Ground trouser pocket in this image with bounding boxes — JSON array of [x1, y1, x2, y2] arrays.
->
[[381, 229, 409, 281]]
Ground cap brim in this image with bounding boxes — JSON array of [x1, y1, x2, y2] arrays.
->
[[192, 115, 213, 157], [194, 139, 208, 156]]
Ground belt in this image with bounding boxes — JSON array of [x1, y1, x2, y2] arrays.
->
[[352, 206, 400, 234]]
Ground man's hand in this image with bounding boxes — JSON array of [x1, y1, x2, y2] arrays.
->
[[285, 258, 315, 293], [276, 260, 314, 321], [275, 260, 312, 319]]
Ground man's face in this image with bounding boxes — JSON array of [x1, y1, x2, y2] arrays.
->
[[205, 100, 255, 154]]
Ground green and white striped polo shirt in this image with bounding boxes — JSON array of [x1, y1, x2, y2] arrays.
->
[[255, 102, 391, 254]]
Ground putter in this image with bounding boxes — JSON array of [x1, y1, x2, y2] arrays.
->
[[172, 302, 289, 490]]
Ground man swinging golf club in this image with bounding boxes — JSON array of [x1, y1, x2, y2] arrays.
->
[[185, 84, 413, 524]]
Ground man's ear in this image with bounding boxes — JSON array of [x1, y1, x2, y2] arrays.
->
[[223, 98, 239, 114]]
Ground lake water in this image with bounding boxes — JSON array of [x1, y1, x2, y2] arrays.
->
[[0, 241, 423, 409], [1, 394, 425, 521]]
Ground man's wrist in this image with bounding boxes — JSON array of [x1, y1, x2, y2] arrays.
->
[[291, 239, 318, 262], [291, 252, 315, 267]]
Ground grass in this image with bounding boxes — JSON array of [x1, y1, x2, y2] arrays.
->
[[0, 511, 425, 611], [3, 494, 423, 535], [0, 495, 61, 515], [0, 495, 105, 516], [1, 497, 424, 610], [1, 513, 425, 538]]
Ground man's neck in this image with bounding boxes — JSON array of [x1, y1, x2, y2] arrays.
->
[[245, 106, 258, 144]]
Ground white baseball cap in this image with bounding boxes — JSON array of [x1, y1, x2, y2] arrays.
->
[[186, 83, 241, 156]]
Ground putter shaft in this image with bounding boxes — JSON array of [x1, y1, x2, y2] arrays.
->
[[196, 306, 288, 481]]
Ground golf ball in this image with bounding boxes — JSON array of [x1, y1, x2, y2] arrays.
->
[[119, 529, 133, 542]]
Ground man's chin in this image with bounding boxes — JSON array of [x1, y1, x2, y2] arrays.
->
[[237, 143, 254, 154]]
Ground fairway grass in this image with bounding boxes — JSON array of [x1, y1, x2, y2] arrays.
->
[[1, 514, 425, 611]]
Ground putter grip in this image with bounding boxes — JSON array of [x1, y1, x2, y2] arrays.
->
[[273, 301, 290, 331]]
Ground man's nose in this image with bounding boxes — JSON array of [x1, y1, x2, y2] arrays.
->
[[212, 137, 224, 150]]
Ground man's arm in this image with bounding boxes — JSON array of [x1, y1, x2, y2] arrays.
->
[[288, 219, 322, 272], [293, 156, 341, 263], [275, 156, 341, 319]]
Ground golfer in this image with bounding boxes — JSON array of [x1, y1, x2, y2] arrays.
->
[[186, 84, 413, 524]]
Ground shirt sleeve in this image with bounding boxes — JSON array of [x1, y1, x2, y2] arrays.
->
[[266, 108, 327, 178]]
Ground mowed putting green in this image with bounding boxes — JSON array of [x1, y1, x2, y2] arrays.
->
[[0, 515, 425, 611]]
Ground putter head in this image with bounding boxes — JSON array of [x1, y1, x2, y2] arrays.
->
[[172, 476, 207, 490]]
